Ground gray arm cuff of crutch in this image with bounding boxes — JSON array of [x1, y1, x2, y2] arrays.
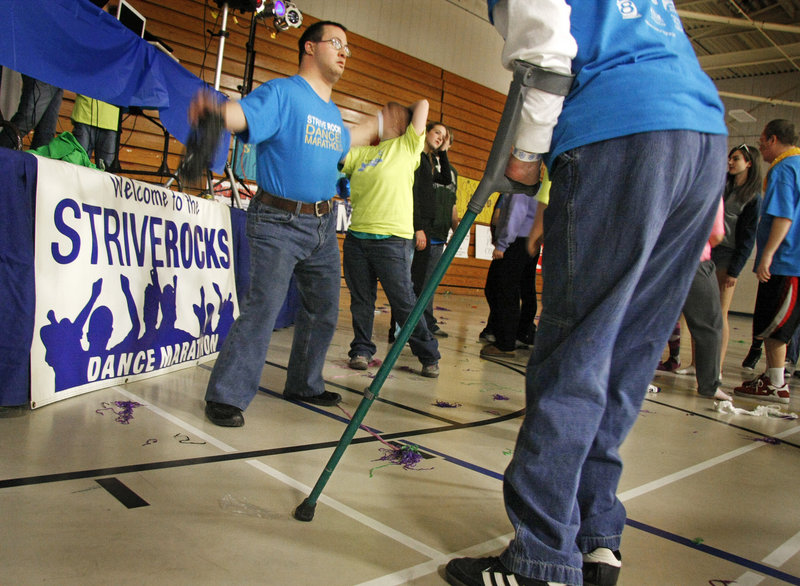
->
[[515, 60, 574, 96]]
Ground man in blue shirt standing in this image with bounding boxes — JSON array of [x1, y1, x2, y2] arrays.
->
[[189, 21, 373, 427], [445, 2, 727, 585], [735, 119, 800, 405]]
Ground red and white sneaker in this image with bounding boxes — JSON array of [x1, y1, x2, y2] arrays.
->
[[734, 374, 790, 404]]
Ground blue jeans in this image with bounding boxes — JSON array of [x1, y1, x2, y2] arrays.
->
[[205, 198, 341, 410], [72, 122, 118, 170], [343, 233, 439, 366], [2, 75, 63, 150], [500, 131, 726, 584]]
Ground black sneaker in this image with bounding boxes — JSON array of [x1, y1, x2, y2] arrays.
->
[[742, 347, 762, 370], [205, 401, 244, 427], [582, 548, 621, 586], [283, 390, 342, 406], [445, 557, 548, 586]]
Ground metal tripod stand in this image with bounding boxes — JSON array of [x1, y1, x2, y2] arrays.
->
[[167, 2, 242, 207]]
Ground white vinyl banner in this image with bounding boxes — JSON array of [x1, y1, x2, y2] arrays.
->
[[31, 158, 239, 408]]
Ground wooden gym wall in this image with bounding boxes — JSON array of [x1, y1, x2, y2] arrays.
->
[[47, 1, 507, 294]]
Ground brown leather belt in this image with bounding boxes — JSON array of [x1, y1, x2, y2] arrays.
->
[[254, 189, 333, 217]]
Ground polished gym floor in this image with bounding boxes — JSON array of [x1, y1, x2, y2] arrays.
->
[[2, 289, 799, 585]]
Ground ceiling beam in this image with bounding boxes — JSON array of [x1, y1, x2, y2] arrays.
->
[[719, 90, 800, 108], [697, 42, 800, 69], [678, 9, 800, 34]]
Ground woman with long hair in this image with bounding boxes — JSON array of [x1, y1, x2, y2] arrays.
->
[[717, 144, 762, 369]]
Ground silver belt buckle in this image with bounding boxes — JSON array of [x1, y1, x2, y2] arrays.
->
[[313, 200, 327, 216]]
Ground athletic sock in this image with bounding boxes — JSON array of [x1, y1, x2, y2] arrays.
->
[[768, 367, 785, 387]]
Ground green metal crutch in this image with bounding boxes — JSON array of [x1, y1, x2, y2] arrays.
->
[[294, 60, 573, 522]]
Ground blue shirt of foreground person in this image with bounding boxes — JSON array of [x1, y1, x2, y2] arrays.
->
[[444, 2, 727, 585], [189, 21, 377, 427]]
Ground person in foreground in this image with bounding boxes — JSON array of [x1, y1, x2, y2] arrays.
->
[[445, 2, 727, 585], [191, 20, 374, 427], [734, 120, 800, 405]]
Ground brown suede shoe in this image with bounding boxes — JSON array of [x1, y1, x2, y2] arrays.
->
[[480, 344, 515, 358]]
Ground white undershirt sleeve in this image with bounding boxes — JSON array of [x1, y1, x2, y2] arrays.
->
[[492, 0, 577, 154]]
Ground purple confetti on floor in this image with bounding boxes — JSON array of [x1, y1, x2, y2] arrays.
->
[[492, 394, 510, 401], [96, 400, 143, 424], [752, 436, 780, 445], [369, 444, 433, 476], [434, 306, 451, 311], [433, 400, 462, 408]]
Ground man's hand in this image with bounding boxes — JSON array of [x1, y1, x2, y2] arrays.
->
[[492, 248, 504, 260], [188, 90, 246, 134], [723, 275, 737, 289], [415, 230, 427, 251], [527, 203, 546, 255], [756, 218, 793, 283], [756, 254, 773, 283], [188, 90, 220, 125], [505, 156, 542, 186]]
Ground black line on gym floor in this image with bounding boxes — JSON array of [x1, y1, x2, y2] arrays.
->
[[626, 518, 800, 584], [95, 477, 149, 509], [644, 397, 800, 450], [0, 407, 525, 490]]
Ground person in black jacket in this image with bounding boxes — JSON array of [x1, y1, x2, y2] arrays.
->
[[410, 123, 458, 337], [715, 144, 762, 369]]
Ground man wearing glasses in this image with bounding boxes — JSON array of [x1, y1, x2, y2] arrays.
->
[[189, 21, 374, 427], [735, 119, 800, 405]]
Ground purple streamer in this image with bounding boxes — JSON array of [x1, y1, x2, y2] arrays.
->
[[96, 400, 143, 424], [369, 444, 433, 477]]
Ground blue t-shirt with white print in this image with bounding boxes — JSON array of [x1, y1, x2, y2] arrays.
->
[[238, 75, 351, 203], [488, 0, 727, 166]]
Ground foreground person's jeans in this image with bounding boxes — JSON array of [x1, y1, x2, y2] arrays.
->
[[500, 131, 727, 585], [205, 198, 341, 410]]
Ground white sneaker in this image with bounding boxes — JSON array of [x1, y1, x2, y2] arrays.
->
[[583, 548, 621, 586], [676, 364, 696, 376]]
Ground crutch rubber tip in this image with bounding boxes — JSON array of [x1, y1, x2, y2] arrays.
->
[[293, 499, 316, 522]]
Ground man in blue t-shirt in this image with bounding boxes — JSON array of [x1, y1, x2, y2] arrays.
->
[[445, 3, 727, 586], [189, 21, 374, 427], [735, 120, 800, 406]]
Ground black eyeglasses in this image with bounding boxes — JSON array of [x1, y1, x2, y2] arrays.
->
[[316, 38, 351, 57]]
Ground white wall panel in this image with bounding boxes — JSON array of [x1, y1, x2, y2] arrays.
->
[[297, 0, 511, 94]]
